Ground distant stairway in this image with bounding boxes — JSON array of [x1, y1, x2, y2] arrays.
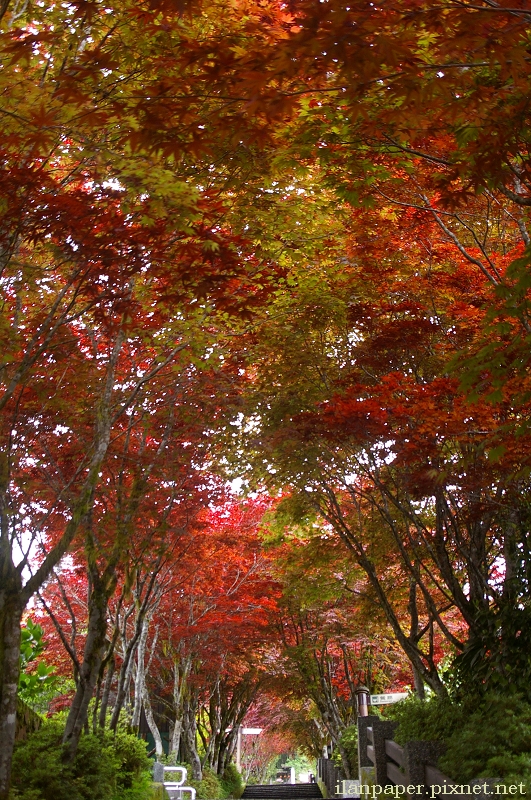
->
[[242, 785, 323, 800]]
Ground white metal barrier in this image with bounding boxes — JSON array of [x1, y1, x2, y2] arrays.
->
[[162, 765, 196, 800]]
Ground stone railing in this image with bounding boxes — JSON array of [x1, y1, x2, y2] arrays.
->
[[316, 756, 344, 798], [358, 716, 496, 799]]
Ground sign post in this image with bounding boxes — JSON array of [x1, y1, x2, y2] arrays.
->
[[236, 727, 242, 773], [369, 693, 408, 706], [235, 727, 263, 773]]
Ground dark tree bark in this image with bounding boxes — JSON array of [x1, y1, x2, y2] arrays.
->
[[0, 574, 23, 800], [62, 569, 113, 760]]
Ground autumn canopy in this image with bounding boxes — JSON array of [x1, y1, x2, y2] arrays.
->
[[1, 0, 531, 797]]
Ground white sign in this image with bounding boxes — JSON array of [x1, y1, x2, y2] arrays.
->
[[370, 693, 408, 705], [241, 728, 262, 734]]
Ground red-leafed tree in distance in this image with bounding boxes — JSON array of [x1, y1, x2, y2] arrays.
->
[[37, 497, 282, 778], [238, 695, 309, 784], [140, 499, 281, 778], [265, 533, 413, 777]]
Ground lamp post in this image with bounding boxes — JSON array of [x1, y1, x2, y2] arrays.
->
[[356, 686, 370, 717]]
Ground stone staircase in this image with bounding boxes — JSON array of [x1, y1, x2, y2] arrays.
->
[[242, 784, 323, 800]]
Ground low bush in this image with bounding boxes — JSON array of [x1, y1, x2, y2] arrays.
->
[[332, 725, 358, 777], [387, 694, 465, 747], [188, 766, 224, 800], [387, 692, 531, 797], [111, 728, 153, 795], [439, 694, 531, 790], [220, 764, 244, 798], [9, 716, 152, 800]]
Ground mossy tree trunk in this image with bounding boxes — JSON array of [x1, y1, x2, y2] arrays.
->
[[62, 567, 113, 760], [0, 572, 23, 800]]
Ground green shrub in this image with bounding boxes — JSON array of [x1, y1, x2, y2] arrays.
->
[[10, 718, 116, 800], [188, 766, 223, 800], [220, 764, 244, 799], [439, 694, 531, 791], [388, 692, 531, 797], [146, 787, 165, 800], [18, 618, 58, 711], [337, 726, 358, 777], [387, 694, 465, 746], [9, 716, 152, 800], [111, 728, 152, 794]]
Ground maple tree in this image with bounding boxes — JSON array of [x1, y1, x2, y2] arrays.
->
[[245, 695, 327, 774], [35, 498, 280, 778], [237, 694, 314, 784], [0, 3, 282, 797], [136, 499, 279, 777], [200, 0, 531, 205], [267, 533, 411, 776], [197, 0, 531, 401], [230, 184, 531, 697], [0, 0, 295, 790]]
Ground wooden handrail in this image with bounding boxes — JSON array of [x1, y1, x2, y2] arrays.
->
[[386, 762, 404, 786], [385, 739, 404, 767], [424, 763, 479, 798], [359, 716, 495, 798], [425, 764, 456, 788]]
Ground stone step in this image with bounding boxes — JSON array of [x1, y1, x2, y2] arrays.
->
[[242, 785, 323, 800]]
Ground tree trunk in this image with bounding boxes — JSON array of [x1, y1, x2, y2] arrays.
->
[[0, 590, 23, 800], [130, 613, 163, 756], [170, 719, 183, 760], [132, 615, 150, 731], [110, 610, 147, 731], [62, 573, 110, 759], [412, 666, 425, 699], [168, 654, 191, 759], [182, 696, 202, 780], [98, 655, 116, 729], [142, 678, 164, 757]]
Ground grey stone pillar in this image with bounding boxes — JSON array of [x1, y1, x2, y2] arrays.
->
[[372, 719, 398, 788], [357, 715, 379, 770], [403, 741, 444, 796]]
